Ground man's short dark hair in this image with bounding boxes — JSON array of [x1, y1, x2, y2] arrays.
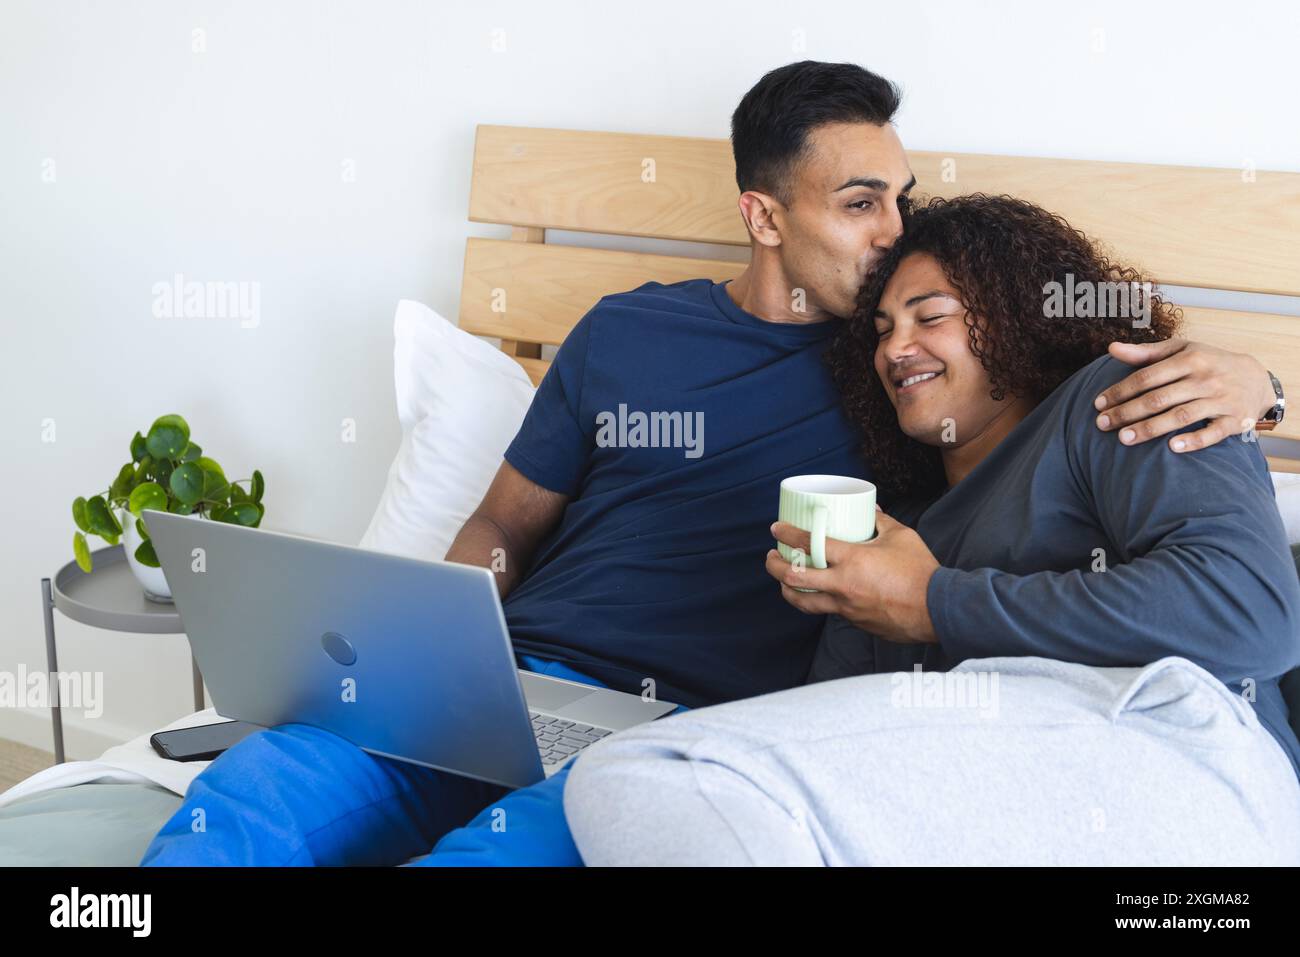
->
[[730, 61, 901, 205]]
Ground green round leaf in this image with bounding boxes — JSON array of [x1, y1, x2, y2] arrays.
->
[[109, 462, 136, 503], [169, 499, 193, 515], [154, 457, 174, 490], [218, 503, 261, 527], [180, 442, 202, 463], [169, 463, 204, 505], [85, 496, 122, 536], [83, 497, 107, 533], [200, 464, 228, 502], [135, 518, 149, 539], [72, 497, 89, 532], [73, 531, 92, 573], [251, 469, 265, 504], [130, 431, 148, 463], [228, 483, 250, 505], [145, 414, 190, 460], [133, 539, 160, 567], [129, 481, 169, 516], [194, 456, 225, 479]]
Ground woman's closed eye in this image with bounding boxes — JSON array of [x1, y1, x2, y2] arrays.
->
[[876, 315, 947, 338]]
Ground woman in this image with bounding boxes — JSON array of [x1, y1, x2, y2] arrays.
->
[[562, 195, 1300, 865]]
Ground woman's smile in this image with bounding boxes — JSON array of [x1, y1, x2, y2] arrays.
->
[[895, 369, 944, 395]]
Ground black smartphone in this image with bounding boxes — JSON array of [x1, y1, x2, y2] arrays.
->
[[150, 720, 263, 762]]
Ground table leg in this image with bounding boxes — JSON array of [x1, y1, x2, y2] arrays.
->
[[41, 578, 65, 765], [191, 654, 205, 712]]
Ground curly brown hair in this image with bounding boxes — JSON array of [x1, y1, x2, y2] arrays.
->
[[825, 193, 1183, 503]]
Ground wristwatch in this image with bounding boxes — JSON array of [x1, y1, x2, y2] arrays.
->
[[1257, 369, 1286, 431]]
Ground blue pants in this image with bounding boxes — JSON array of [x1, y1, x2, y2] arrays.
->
[[141, 656, 654, 866]]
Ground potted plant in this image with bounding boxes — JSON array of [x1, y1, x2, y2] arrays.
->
[[71, 414, 265, 602]]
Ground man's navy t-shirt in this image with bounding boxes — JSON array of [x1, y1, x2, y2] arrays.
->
[[502, 278, 869, 708]]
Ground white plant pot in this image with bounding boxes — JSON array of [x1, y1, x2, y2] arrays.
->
[[119, 507, 174, 603]]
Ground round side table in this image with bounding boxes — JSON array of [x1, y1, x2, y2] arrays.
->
[[40, 544, 205, 764]]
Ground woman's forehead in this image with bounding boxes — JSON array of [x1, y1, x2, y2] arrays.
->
[[877, 254, 959, 315]]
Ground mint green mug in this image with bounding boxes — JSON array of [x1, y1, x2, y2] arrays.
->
[[777, 475, 876, 587]]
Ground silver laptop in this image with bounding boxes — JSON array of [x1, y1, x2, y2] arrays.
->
[[143, 511, 677, 789]]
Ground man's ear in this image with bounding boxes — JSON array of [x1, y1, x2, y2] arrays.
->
[[738, 191, 783, 248]]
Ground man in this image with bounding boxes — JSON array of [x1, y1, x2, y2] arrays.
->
[[142, 61, 1280, 866]]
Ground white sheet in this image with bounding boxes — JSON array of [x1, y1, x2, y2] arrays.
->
[[0, 709, 224, 809], [1272, 472, 1300, 544]]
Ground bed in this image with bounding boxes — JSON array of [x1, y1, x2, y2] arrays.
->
[[3, 124, 1300, 866]]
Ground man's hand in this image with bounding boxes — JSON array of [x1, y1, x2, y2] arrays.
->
[[765, 510, 940, 644], [1093, 338, 1274, 452]]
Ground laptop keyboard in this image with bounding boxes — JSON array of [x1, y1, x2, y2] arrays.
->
[[531, 712, 614, 766]]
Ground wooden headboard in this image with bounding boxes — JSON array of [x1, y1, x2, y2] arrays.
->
[[458, 124, 1300, 452]]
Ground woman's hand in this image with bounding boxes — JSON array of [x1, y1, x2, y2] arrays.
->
[[765, 509, 941, 644]]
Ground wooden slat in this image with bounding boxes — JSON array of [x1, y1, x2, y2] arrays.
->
[[458, 237, 743, 347], [912, 152, 1300, 297], [470, 125, 744, 245], [458, 243, 1300, 431], [459, 240, 1300, 444], [469, 125, 1300, 297]]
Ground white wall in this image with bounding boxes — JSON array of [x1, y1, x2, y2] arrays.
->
[[2, 0, 1298, 756]]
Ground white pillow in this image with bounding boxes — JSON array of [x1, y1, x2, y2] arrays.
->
[[360, 300, 536, 561]]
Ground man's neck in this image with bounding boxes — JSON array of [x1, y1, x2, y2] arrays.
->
[[725, 257, 839, 326]]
